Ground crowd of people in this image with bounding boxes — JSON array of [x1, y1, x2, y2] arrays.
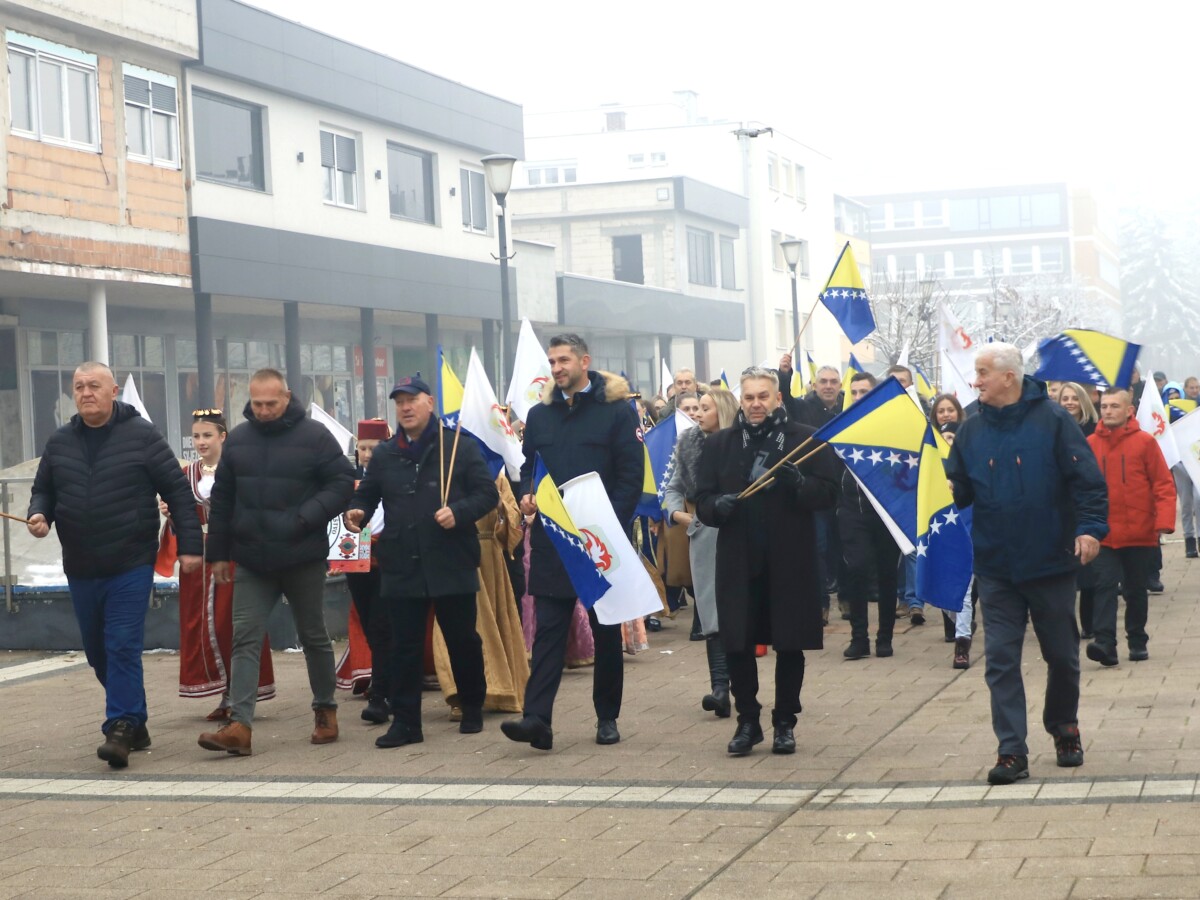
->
[[24, 339, 1196, 785]]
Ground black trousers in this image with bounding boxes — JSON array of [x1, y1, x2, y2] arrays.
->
[[839, 510, 899, 643], [386, 592, 485, 729], [726, 650, 805, 727], [524, 596, 622, 726], [1093, 545, 1153, 651], [345, 567, 390, 701]]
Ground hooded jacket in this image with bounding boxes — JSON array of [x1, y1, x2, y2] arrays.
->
[[1087, 416, 1176, 548], [29, 401, 203, 578], [518, 369, 643, 598], [206, 396, 354, 573], [946, 376, 1109, 583]]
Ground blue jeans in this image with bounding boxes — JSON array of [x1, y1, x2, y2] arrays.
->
[[898, 552, 921, 609], [67, 564, 153, 734]]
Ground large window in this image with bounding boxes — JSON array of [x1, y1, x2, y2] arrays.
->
[[1038, 243, 1065, 274], [123, 65, 178, 168], [192, 89, 265, 191], [110, 334, 167, 428], [27, 329, 85, 452], [687, 228, 715, 286], [387, 142, 434, 223], [920, 199, 945, 227], [321, 128, 358, 208], [951, 248, 978, 278], [720, 237, 737, 289], [890, 201, 916, 229], [460, 167, 488, 233], [7, 31, 99, 150], [1009, 244, 1034, 274]]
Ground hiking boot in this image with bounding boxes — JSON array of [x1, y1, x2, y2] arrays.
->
[[361, 697, 390, 724], [843, 640, 871, 660], [197, 721, 252, 756], [953, 637, 971, 670], [987, 754, 1029, 785], [1187, 537, 1198, 559], [727, 721, 764, 756], [702, 686, 732, 718], [772, 724, 796, 755], [1053, 725, 1084, 768], [875, 640, 893, 658], [909, 608, 926, 625], [1129, 646, 1149, 662], [895, 602, 910, 618], [97, 719, 136, 768], [1147, 577, 1164, 594], [311, 708, 339, 744], [459, 705, 484, 734], [376, 721, 423, 748], [1086, 641, 1119, 668]]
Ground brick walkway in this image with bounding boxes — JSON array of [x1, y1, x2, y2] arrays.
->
[[2, 542, 1199, 898]]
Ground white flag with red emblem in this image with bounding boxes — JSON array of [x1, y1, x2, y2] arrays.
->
[[1137, 377, 1181, 469], [505, 318, 551, 425], [560, 472, 664, 625], [462, 347, 525, 480]]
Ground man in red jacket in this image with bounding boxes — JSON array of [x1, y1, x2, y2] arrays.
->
[[1085, 389, 1177, 667]]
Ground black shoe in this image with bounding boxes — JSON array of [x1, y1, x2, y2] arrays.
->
[[596, 719, 620, 745], [1080, 631, 1095, 640], [501, 716, 553, 751], [909, 609, 926, 625], [375, 721, 423, 749], [361, 697, 390, 724], [689, 631, 706, 641], [772, 725, 796, 755], [702, 686, 731, 718], [131, 724, 152, 751], [459, 706, 484, 734], [645, 616, 662, 632], [1187, 537, 1198, 558], [1086, 641, 1119, 668], [987, 754, 1030, 785], [1129, 647, 1149, 662], [875, 640, 893, 658], [1148, 578, 1165, 594], [843, 640, 870, 660], [1053, 725, 1084, 767], [97, 719, 135, 769], [727, 721, 764, 756]]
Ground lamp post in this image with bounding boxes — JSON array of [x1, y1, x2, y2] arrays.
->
[[780, 239, 804, 352], [482, 153, 518, 398]]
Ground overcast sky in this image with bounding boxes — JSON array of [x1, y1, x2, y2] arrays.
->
[[250, 0, 1197, 213]]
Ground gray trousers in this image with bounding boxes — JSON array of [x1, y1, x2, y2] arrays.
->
[[1174, 465, 1197, 539], [978, 572, 1079, 756], [229, 559, 337, 726]]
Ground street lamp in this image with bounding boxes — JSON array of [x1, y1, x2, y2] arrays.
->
[[482, 153, 518, 397], [780, 239, 805, 353]]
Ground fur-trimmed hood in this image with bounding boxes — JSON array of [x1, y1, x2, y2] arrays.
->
[[540, 369, 631, 406]]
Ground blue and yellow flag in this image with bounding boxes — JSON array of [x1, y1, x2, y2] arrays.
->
[[437, 346, 464, 426], [813, 377, 972, 612], [806, 350, 819, 387], [631, 400, 660, 519], [840, 353, 863, 411], [718, 369, 732, 391], [534, 455, 612, 609], [819, 242, 876, 345], [1034, 329, 1140, 389], [1169, 397, 1197, 422], [913, 364, 935, 401]]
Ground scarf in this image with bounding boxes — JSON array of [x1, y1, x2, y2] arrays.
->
[[394, 415, 439, 463], [736, 406, 790, 483]]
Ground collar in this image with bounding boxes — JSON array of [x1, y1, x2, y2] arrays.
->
[[560, 379, 594, 402]]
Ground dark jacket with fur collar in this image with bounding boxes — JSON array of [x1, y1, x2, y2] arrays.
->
[[519, 369, 643, 598]]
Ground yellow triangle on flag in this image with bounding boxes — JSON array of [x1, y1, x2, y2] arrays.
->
[[824, 243, 866, 292]]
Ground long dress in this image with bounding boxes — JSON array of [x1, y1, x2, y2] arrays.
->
[[160, 461, 276, 703], [433, 477, 532, 714]]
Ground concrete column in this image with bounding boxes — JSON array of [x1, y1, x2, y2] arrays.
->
[[194, 292, 215, 406], [658, 333, 672, 376], [693, 338, 710, 383], [87, 283, 108, 364], [624, 336, 637, 393], [481, 320, 496, 387], [283, 301, 302, 394], [359, 306, 377, 419], [424, 313, 439, 386]]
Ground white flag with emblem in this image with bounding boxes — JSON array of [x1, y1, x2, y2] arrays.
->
[[1137, 376, 1181, 469], [560, 472, 664, 625], [121, 373, 151, 423], [505, 318, 551, 424], [462, 347, 525, 480], [937, 302, 979, 404]]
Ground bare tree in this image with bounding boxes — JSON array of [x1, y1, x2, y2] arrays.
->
[[866, 270, 950, 372]]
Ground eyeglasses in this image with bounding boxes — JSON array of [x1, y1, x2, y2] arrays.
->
[[192, 408, 224, 418]]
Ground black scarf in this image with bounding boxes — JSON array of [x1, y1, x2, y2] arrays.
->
[[736, 406, 790, 483], [395, 415, 440, 463]]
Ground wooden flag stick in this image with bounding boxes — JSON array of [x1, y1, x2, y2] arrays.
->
[[740, 442, 828, 501], [439, 421, 446, 507], [736, 435, 816, 499], [791, 293, 823, 351], [0, 511, 32, 526], [442, 421, 463, 506]]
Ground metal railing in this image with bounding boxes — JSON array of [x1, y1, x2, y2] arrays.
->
[[2, 476, 35, 613]]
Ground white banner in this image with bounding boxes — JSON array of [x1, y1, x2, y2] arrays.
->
[[121, 373, 151, 422], [560, 472, 663, 626], [1170, 408, 1200, 488], [937, 303, 979, 404], [1136, 376, 1181, 469], [505, 318, 550, 424], [462, 347, 525, 480]]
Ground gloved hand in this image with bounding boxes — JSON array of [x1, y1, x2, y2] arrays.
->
[[775, 464, 804, 490], [712, 492, 740, 524]]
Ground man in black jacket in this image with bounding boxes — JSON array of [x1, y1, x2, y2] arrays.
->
[[28, 362, 203, 769], [198, 369, 354, 756], [502, 334, 643, 751], [345, 375, 498, 748]]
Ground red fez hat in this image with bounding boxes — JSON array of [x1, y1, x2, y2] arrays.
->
[[357, 418, 390, 440]]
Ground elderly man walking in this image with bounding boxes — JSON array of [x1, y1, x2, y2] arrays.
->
[[947, 343, 1108, 785], [28, 362, 203, 768], [199, 368, 354, 756]]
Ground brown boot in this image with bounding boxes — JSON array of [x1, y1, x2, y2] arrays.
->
[[312, 708, 339, 744], [198, 721, 252, 756], [953, 637, 971, 670]]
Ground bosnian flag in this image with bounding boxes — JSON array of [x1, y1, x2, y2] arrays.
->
[[534, 456, 611, 609]]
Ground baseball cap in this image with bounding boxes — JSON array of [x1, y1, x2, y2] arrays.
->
[[389, 375, 432, 398]]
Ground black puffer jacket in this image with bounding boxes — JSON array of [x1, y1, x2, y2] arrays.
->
[[29, 401, 203, 578], [206, 396, 354, 573]]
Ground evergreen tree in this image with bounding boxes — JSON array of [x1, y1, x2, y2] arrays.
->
[[1121, 210, 1196, 374]]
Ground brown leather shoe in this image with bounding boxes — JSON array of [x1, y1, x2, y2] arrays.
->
[[311, 708, 339, 744], [198, 721, 252, 756]]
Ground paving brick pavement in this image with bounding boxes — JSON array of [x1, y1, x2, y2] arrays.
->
[[2, 541, 1200, 897]]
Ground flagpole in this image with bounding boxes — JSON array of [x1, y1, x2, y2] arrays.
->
[[736, 435, 818, 499], [0, 511, 32, 526], [442, 421, 463, 506], [740, 441, 827, 500], [791, 294, 823, 352]]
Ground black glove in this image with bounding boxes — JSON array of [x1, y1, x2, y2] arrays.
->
[[713, 492, 740, 524], [775, 464, 804, 490]]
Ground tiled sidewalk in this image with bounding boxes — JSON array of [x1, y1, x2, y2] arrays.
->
[[1, 541, 1199, 898]]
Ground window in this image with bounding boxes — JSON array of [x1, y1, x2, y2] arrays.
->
[[460, 167, 488, 232], [989, 196, 1020, 230], [1009, 244, 1034, 274], [774, 310, 794, 350], [919, 250, 944, 278], [321, 128, 358, 208], [386, 142, 434, 223], [123, 65, 178, 168], [612, 235, 644, 285], [720, 237, 737, 289], [794, 164, 807, 202], [1038, 243, 1065, 274], [782, 158, 794, 195], [766, 153, 779, 190], [27, 328, 85, 453], [687, 228, 715, 286], [1030, 192, 1062, 227], [527, 164, 576, 185], [192, 89, 265, 191], [920, 199, 944, 227], [869, 204, 887, 230], [7, 31, 99, 150], [770, 230, 784, 270], [650, 151, 667, 166], [543, 167, 559, 184], [791, 239, 810, 277], [951, 248, 977, 278], [628, 153, 645, 167], [563, 166, 577, 183], [606, 111, 626, 131], [527, 168, 541, 186], [949, 198, 979, 231], [890, 254, 917, 279], [890, 201, 915, 229]]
